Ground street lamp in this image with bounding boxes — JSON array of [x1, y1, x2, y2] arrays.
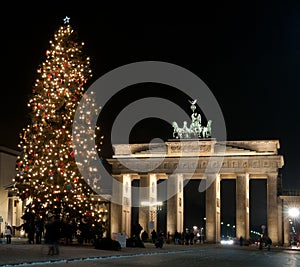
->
[[288, 208, 300, 218]]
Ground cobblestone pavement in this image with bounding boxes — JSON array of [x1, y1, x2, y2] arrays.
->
[[0, 237, 298, 266]]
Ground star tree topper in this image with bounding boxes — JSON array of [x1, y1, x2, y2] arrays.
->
[[63, 16, 70, 24]]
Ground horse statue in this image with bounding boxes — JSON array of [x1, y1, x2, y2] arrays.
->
[[172, 121, 191, 139], [172, 122, 183, 139], [202, 120, 212, 138]]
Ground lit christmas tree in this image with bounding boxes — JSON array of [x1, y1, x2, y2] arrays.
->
[[13, 17, 108, 242]]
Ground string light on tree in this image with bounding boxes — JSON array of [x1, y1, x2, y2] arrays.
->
[[13, 17, 107, 240]]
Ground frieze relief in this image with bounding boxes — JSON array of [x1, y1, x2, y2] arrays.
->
[[113, 140, 280, 157], [110, 156, 283, 173], [166, 141, 214, 155]]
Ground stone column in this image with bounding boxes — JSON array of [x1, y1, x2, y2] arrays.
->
[[110, 174, 132, 238], [110, 175, 122, 237], [277, 198, 283, 246], [149, 174, 158, 232], [205, 173, 220, 243], [122, 174, 132, 237], [267, 173, 279, 244], [8, 198, 13, 226], [139, 174, 150, 233], [139, 174, 159, 234], [236, 173, 250, 240], [283, 202, 290, 246], [167, 174, 184, 236], [177, 175, 184, 234]]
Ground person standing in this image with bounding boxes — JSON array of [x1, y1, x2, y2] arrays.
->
[[174, 230, 180, 244], [259, 235, 263, 250], [189, 231, 195, 245], [52, 216, 61, 255], [155, 231, 164, 248], [266, 236, 272, 251], [27, 220, 35, 244], [184, 231, 190, 245], [151, 229, 157, 244], [45, 216, 61, 255], [239, 236, 244, 246], [141, 230, 149, 242], [35, 220, 43, 244], [4, 224, 12, 244]]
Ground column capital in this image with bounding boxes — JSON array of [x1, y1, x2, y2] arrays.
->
[[148, 173, 159, 181], [121, 173, 136, 181], [112, 174, 121, 180], [267, 172, 278, 179], [138, 173, 150, 179], [156, 173, 168, 180], [205, 173, 220, 177], [167, 173, 185, 179], [236, 173, 249, 178]]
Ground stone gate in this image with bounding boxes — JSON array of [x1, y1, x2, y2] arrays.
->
[[107, 139, 285, 244]]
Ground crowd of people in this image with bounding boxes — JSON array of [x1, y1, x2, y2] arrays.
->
[[259, 235, 273, 251], [2, 219, 294, 253], [139, 227, 276, 251], [148, 228, 198, 246]]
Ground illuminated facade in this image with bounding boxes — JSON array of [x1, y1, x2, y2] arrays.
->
[[0, 146, 22, 236], [107, 139, 291, 245]]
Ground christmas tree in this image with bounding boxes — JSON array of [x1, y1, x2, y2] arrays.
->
[[13, 17, 108, 243]]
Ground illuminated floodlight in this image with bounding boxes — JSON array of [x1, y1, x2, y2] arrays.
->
[[288, 207, 300, 218]]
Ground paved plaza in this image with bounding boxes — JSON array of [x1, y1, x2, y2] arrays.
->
[[0, 237, 299, 266]]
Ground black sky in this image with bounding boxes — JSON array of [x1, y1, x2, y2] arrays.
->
[[1, 2, 300, 229]]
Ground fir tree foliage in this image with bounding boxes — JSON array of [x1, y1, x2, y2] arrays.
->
[[13, 17, 108, 240]]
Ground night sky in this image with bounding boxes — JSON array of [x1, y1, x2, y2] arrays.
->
[[1, 3, 300, 231]]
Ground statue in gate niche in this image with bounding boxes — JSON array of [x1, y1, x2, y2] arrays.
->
[[172, 99, 212, 139]]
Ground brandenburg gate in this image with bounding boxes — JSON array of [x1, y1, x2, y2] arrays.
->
[[106, 100, 285, 245], [107, 138, 284, 244]]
